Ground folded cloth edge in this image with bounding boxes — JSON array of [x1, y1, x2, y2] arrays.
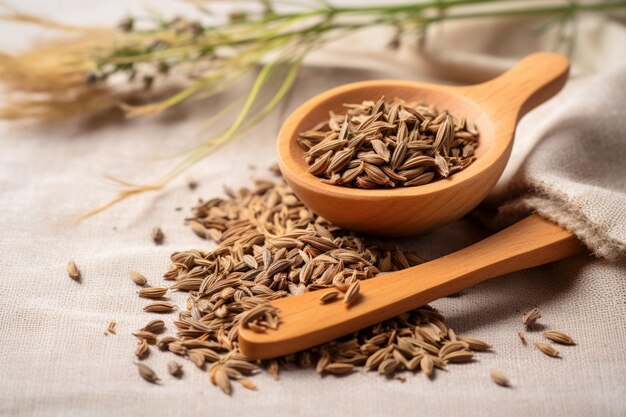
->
[[474, 177, 625, 261]]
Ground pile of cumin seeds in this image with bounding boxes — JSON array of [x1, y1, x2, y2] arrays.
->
[[297, 97, 479, 188], [147, 175, 491, 394]]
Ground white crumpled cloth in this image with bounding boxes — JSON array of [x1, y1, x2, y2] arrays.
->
[[0, 1, 624, 417]]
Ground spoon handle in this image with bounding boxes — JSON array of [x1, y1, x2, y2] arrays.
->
[[239, 215, 584, 359], [462, 52, 570, 122]]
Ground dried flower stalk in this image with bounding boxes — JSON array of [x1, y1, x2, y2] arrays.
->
[[1, 1, 621, 217]]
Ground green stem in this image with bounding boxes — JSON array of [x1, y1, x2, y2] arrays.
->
[[103, 0, 626, 66]]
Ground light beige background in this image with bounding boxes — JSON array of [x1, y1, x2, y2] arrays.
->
[[0, 1, 625, 417]]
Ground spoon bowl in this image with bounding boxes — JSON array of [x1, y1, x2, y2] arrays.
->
[[277, 53, 569, 236]]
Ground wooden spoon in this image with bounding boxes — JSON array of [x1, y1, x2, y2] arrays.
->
[[238, 53, 581, 359], [239, 215, 584, 359], [275, 52, 570, 236]]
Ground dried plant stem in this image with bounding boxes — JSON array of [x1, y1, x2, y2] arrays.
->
[[2, 1, 624, 218]]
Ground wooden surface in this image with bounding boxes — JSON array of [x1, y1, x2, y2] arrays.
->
[[239, 215, 584, 359], [276, 52, 570, 236]]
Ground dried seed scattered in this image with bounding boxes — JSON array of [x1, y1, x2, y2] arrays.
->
[[239, 379, 257, 390], [135, 339, 149, 358], [152, 227, 164, 244], [420, 354, 434, 378], [143, 302, 176, 313], [140, 173, 490, 394], [136, 363, 159, 383], [442, 350, 474, 363], [459, 337, 491, 351], [142, 319, 165, 334], [133, 330, 158, 344], [130, 271, 148, 286], [213, 367, 232, 395], [343, 281, 361, 305], [106, 320, 116, 335], [66, 260, 80, 281], [167, 361, 183, 377], [157, 336, 177, 350], [517, 331, 527, 344], [325, 363, 355, 375], [490, 369, 510, 387], [522, 308, 541, 327], [320, 290, 340, 304], [534, 342, 560, 358], [378, 358, 400, 375], [137, 287, 168, 299], [543, 330, 575, 345]]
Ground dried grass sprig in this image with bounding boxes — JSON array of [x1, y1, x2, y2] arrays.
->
[[1, 0, 624, 217]]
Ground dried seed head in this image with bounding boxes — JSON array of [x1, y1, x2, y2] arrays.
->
[[136, 363, 159, 383], [66, 261, 80, 280], [490, 369, 510, 387]]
